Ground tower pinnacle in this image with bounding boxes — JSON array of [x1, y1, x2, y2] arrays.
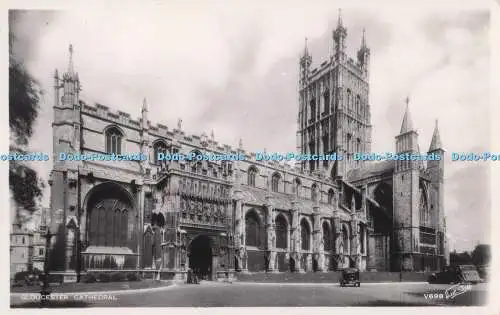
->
[[400, 97, 414, 134], [68, 44, 74, 76], [300, 37, 312, 66], [333, 8, 347, 60], [304, 37, 309, 57], [429, 119, 443, 151]]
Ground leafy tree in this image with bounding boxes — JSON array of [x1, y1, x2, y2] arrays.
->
[[449, 250, 472, 266], [471, 244, 491, 266], [9, 14, 45, 222]]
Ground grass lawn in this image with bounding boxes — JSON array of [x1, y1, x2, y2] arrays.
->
[[11, 279, 172, 293]]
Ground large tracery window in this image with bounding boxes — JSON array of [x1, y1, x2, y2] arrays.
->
[[356, 95, 361, 114], [275, 215, 288, 249], [245, 211, 262, 247], [359, 223, 365, 254], [419, 184, 432, 227], [105, 126, 123, 154], [323, 221, 332, 251], [271, 173, 280, 193], [341, 225, 350, 255], [87, 184, 132, 247], [300, 219, 311, 251], [346, 89, 352, 111], [89, 199, 128, 247], [248, 166, 257, 187], [323, 90, 330, 114]]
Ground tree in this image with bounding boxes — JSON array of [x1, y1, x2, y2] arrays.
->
[[449, 250, 472, 266], [9, 15, 45, 222], [471, 244, 491, 266]]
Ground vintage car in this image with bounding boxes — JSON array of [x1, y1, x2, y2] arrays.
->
[[339, 268, 360, 287], [428, 265, 481, 284]]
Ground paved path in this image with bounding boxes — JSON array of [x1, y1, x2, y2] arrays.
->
[[11, 281, 489, 307]]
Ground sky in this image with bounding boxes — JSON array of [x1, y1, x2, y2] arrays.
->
[[8, 1, 491, 252]]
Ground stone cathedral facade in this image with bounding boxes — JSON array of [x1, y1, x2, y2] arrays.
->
[[47, 14, 448, 282]]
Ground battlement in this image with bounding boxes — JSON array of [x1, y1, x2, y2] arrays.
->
[[82, 102, 144, 129], [80, 100, 335, 184], [346, 57, 364, 77]]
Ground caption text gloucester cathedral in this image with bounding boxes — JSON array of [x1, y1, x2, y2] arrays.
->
[[48, 15, 449, 282]]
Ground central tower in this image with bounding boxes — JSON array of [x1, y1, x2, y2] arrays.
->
[[296, 10, 372, 178]]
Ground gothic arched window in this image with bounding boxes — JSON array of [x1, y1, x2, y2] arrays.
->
[[294, 178, 301, 197], [356, 95, 361, 114], [359, 223, 365, 254], [310, 98, 316, 121], [271, 172, 280, 193], [105, 126, 123, 154], [142, 228, 153, 267], [248, 166, 257, 187], [323, 221, 331, 251], [323, 90, 330, 113], [346, 133, 352, 153], [301, 219, 311, 251], [342, 225, 350, 255], [346, 89, 352, 111], [328, 189, 335, 204], [275, 215, 288, 249], [88, 202, 129, 247], [153, 141, 168, 164], [419, 184, 432, 227], [311, 183, 318, 201], [374, 183, 394, 214], [245, 211, 262, 247]]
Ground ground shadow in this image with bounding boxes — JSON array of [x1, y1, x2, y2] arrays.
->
[[11, 301, 90, 308]]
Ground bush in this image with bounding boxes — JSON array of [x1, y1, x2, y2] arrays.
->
[[82, 273, 97, 283], [97, 273, 111, 283], [14, 270, 42, 285], [48, 274, 63, 284], [110, 272, 126, 282], [14, 271, 31, 281], [126, 272, 140, 281]]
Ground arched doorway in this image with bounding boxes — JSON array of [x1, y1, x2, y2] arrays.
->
[[188, 235, 213, 280]]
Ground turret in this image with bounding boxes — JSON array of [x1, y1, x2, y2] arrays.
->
[[53, 69, 60, 107], [297, 38, 312, 162], [357, 28, 370, 77], [427, 119, 446, 267], [49, 45, 82, 272], [333, 9, 347, 62], [395, 97, 419, 172], [141, 97, 148, 130], [140, 98, 151, 176], [299, 37, 312, 86], [392, 97, 421, 271], [61, 44, 80, 108]]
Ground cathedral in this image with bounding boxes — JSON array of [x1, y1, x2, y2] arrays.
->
[[48, 13, 448, 282]]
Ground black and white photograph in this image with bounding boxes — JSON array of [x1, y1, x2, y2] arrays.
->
[[4, 0, 497, 310]]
